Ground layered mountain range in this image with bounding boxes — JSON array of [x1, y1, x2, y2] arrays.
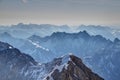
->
[[0, 25, 120, 80], [28, 31, 120, 80], [0, 41, 103, 80], [0, 24, 120, 40]]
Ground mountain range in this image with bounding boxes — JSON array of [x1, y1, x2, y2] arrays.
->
[[28, 31, 120, 80], [0, 24, 120, 80], [0, 23, 120, 40], [0, 41, 103, 80]]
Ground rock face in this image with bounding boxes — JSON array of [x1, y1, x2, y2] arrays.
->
[[0, 41, 37, 80], [46, 55, 104, 80]]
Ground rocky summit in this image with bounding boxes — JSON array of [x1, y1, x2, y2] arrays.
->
[[46, 55, 104, 80]]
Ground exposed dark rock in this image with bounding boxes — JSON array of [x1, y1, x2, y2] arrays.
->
[[46, 55, 104, 80]]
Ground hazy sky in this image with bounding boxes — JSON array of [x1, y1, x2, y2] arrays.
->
[[0, 0, 120, 26]]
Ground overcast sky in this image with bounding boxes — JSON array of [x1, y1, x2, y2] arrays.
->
[[0, 0, 120, 26]]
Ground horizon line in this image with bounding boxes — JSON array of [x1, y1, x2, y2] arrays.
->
[[0, 22, 118, 27]]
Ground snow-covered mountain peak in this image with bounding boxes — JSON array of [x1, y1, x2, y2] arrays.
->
[[60, 53, 76, 64], [45, 54, 103, 80]]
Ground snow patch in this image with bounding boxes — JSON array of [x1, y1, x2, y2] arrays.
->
[[28, 40, 50, 52], [9, 46, 13, 49]]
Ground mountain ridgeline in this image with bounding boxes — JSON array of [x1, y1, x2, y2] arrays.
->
[[29, 31, 120, 80], [28, 30, 112, 58], [0, 30, 120, 80], [0, 41, 103, 80], [0, 24, 120, 40]]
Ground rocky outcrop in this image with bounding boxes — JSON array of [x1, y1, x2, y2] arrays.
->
[[46, 55, 104, 80]]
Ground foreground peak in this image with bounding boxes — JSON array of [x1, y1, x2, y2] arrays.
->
[[46, 54, 104, 80]]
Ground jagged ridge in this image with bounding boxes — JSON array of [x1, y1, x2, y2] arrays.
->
[[46, 55, 104, 80]]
